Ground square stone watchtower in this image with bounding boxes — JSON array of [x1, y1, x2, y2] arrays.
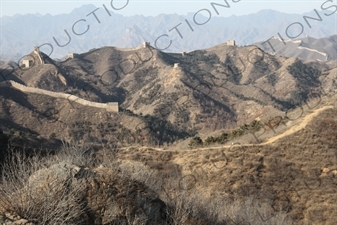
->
[[143, 42, 150, 48], [22, 59, 34, 68], [106, 102, 119, 112], [227, 40, 236, 46], [67, 53, 78, 59]]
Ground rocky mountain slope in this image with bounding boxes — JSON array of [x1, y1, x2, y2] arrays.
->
[[255, 34, 337, 62], [113, 106, 337, 224], [0, 41, 336, 149], [1, 97, 337, 224], [0, 31, 337, 225]]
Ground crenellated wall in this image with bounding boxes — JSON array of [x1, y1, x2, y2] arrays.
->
[[2, 81, 119, 112]]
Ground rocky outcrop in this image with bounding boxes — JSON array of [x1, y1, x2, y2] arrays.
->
[[0, 162, 166, 225]]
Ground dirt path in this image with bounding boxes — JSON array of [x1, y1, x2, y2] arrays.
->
[[119, 105, 333, 152], [262, 105, 333, 145]]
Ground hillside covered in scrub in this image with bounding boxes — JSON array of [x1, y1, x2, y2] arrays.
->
[[1, 104, 337, 224], [0, 41, 336, 149], [0, 37, 337, 224]]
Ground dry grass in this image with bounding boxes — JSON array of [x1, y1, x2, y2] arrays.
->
[[0, 149, 88, 224], [1, 107, 337, 224], [110, 108, 337, 224], [0, 143, 295, 225]]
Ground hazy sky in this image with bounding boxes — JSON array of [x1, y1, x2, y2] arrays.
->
[[0, 0, 332, 17]]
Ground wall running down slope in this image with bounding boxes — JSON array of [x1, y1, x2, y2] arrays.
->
[[1, 80, 119, 112]]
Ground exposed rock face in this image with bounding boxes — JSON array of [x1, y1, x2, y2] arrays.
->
[[1, 162, 166, 225]]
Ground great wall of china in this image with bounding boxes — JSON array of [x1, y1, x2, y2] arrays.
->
[[0, 44, 161, 113], [0, 80, 119, 112]]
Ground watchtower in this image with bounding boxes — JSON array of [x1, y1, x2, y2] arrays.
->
[[106, 102, 119, 112], [67, 53, 78, 59], [227, 40, 236, 46], [143, 42, 150, 48], [22, 59, 34, 68]]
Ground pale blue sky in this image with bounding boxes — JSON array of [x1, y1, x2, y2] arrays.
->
[[0, 0, 333, 17]]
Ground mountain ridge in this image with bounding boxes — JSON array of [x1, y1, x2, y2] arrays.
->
[[1, 6, 336, 61], [1, 40, 336, 147], [254, 34, 337, 62]]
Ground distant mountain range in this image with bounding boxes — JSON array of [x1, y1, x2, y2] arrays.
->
[[1, 4, 336, 61]]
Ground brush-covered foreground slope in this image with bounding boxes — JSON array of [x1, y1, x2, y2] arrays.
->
[[112, 106, 337, 224], [1, 42, 336, 148]]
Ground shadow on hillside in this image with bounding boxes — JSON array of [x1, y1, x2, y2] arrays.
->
[[0, 67, 25, 84], [0, 86, 40, 113]]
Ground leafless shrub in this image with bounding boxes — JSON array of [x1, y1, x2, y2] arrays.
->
[[164, 193, 195, 225], [162, 191, 292, 225], [0, 149, 88, 224], [124, 159, 294, 225], [54, 139, 95, 166], [0, 142, 294, 225]]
